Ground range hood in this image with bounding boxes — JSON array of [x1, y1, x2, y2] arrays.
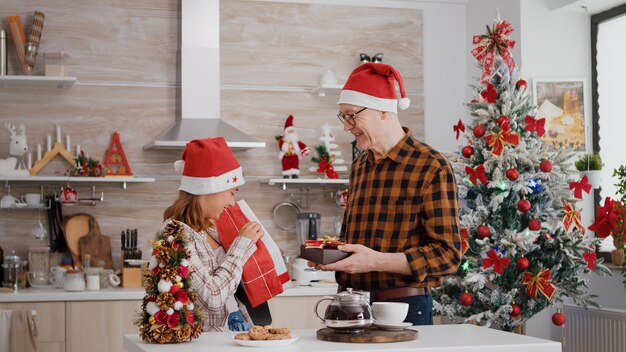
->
[[144, 0, 265, 150]]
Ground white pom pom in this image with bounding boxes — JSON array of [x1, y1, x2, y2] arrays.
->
[[157, 279, 173, 293], [174, 301, 183, 310], [398, 97, 411, 110], [176, 275, 182, 282], [174, 160, 185, 174], [180, 259, 189, 267], [167, 235, 174, 243], [146, 302, 160, 315], [148, 256, 158, 270], [167, 308, 174, 315], [187, 303, 195, 310]]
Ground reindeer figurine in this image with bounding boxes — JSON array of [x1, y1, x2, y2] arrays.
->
[[0, 122, 29, 175]]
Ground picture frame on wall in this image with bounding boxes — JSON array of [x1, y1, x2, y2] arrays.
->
[[532, 79, 586, 151]]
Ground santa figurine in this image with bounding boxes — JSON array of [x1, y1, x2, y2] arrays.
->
[[278, 115, 310, 178]]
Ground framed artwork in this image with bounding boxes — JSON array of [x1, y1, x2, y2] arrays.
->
[[532, 79, 586, 151]]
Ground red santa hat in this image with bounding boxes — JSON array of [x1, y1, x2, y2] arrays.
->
[[337, 63, 410, 113], [283, 115, 296, 134], [174, 137, 245, 195]]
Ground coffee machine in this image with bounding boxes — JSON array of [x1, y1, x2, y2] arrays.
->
[[296, 212, 321, 245]]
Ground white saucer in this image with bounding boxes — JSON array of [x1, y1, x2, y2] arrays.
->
[[373, 321, 413, 331]]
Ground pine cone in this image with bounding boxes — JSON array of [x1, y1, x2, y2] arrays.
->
[[150, 325, 173, 344], [159, 266, 178, 282], [191, 322, 203, 338], [163, 221, 184, 239], [174, 326, 192, 342], [157, 247, 173, 264], [140, 325, 156, 343], [156, 292, 176, 311]]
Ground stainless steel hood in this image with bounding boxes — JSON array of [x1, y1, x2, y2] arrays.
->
[[144, 0, 265, 150]]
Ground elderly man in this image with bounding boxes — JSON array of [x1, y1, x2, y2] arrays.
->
[[313, 63, 461, 326]]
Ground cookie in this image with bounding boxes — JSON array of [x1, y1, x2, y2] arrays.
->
[[248, 326, 270, 340], [269, 328, 290, 335], [266, 333, 291, 340], [234, 333, 251, 340]]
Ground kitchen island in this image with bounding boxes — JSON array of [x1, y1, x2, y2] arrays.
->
[[123, 324, 561, 352]]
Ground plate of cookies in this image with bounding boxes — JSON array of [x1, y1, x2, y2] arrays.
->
[[233, 325, 299, 347]]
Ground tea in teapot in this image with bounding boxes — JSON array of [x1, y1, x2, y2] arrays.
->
[[314, 288, 373, 333]]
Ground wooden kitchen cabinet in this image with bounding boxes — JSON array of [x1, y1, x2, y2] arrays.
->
[[65, 300, 141, 352], [267, 296, 329, 329], [0, 301, 66, 352]]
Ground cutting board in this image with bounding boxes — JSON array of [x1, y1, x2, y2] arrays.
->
[[80, 232, 114, 269], [316, 327, 418, 343], [63, 214, 91, 268], [63, 213, 114, 269]]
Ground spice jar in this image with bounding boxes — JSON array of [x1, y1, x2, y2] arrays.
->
[[63, 270, 85, 292]]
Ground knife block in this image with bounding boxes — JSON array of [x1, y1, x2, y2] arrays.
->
[[122, 267, 144, 288]]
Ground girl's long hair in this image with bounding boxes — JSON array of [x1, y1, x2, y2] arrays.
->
[[163, 191, 210, 232]]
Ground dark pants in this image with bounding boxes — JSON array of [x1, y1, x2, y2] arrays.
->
[[385, 294, 433, 326]]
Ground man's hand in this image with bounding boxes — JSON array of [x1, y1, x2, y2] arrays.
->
[[313, 244, 379, 274]]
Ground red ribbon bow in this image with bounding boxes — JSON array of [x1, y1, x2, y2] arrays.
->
[[482, 249, 511, 274], [563, 201, 584, 234], [325, 166, 339, 179], [569, 175, 592, 199], [460, 228, 469, 256], [588, 197, 621, 238], [582, 246, 597, 271], [524, 115, 546, 137], [522, 269, 556, 300], [453, 119, 465, 140], [480, 83, 498, 104], [472, 20, 516, 84], [485, 122, 520, 156], [465, 164, 488, 186]]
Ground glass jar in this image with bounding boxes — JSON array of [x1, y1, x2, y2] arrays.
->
[[63, 270, 85, 292]]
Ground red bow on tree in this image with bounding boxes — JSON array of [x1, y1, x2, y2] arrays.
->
[[460, 228, 469, 256], [588, 197, 621, 238], [582, 246, 597, 271], [563, 201, 584, 234], [569, 175, 591, 199], [482, 249, 511, 274], [325, 166, 339, 179], [317, 156, 329, 173], [471, 20, 516, 84], [465, 164, 488, 186], [522, 269, 556, 300], [524, 115, 546, 137], [485, 122, 520, 156], [453, 119, 465, 140], [480, 83, 498, 104]]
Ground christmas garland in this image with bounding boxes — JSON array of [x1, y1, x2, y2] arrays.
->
[[136, 221, 204, 343]]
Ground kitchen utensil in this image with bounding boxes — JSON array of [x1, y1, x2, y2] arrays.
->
[[63, 213, 91, 267], [316, 327, 418, 343], [272, 197, 301, 231], [78, 215, 113, 269], [315, 288, 374, 333], [296, 212, 321, 245], [48, 196, 68, 252], [50, 266, 66, 288], [2, 251, 26, 289]]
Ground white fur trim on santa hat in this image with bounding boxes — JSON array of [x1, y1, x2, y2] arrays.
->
[[179, 166, 245, 195], [338, 89, 398, 113], [398, 97, 411, 110], [283, 126, 296, 134]]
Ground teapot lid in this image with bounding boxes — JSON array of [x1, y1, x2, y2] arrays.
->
[[336, 288, 368, 303]]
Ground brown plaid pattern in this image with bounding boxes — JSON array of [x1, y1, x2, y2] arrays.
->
[[337, 128, 461, 290], [162, 219, 256, 331]]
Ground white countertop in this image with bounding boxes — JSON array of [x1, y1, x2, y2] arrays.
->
[[0, 285, 336, 303], [123, 324, 561, 352]]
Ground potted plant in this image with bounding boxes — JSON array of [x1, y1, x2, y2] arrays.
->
[[612, 165, 626, 265], [575, 152, 603, 189]]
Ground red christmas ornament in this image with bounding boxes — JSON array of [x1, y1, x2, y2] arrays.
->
[[496, 115, 509, 126], [528, 219, 541, 231], [510, 303, 522, 317], [505, 168, 519, 181], [473, 125, 486, 138], [515, 79, 528, 90], [516, 257, 530, 271], [518, 199, 531, 213], [462, 146, 474, 158], [552, 311, 566, 326], [540, 159, 552, 173], [477, 225, 490, 239], [460, 292, 474, 306]]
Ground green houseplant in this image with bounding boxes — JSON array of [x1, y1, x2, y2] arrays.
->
[[575, 152, 603, 188]]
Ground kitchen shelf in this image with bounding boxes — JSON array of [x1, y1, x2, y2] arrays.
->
[[311, 84, 343, 97], [1, 175, 155, 190], [0, 75, 77, 88], [268, 177, 348, 190]]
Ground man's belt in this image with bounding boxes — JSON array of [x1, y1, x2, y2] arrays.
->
[[371, 287, 430, 302]]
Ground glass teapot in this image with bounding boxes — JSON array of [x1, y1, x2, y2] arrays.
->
[[314, 288, 373, 333]]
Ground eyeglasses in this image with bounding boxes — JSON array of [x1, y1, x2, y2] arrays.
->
[[337, 107, 368, 127]]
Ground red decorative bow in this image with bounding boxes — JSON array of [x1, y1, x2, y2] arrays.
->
[[471, 20, 516, 84], [485, 122, 520, 156], [480, 83, 498, 104], [482, 249, 511, 274], [522, 269, 556, 300], [582, 246, 597, 271], [588, 197, 621, 238], [465, 164, 488, 186], [563, 201, 584, 234], [325, 166, 339, 179], [317, 156, 329, 173], [569, 175, 591, 199], [524, 115, 546, 137], [460, 228, 469, 256], [453, 119, 465, 140]]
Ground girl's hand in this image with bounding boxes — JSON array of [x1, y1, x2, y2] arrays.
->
[[237, 221, 264, 242]]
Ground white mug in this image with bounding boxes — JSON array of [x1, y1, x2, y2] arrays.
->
[[23, 193, 41, 206], [49, 266, 67, 288]]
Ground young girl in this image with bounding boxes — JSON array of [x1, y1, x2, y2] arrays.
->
[[161, 137, 263, 332]]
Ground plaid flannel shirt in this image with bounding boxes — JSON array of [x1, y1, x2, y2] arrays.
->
[[160, 219, 257, 332], [337, 128, 461, 291]]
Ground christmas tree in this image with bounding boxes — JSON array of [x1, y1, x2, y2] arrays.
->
[[432, 16, 610, 331]]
